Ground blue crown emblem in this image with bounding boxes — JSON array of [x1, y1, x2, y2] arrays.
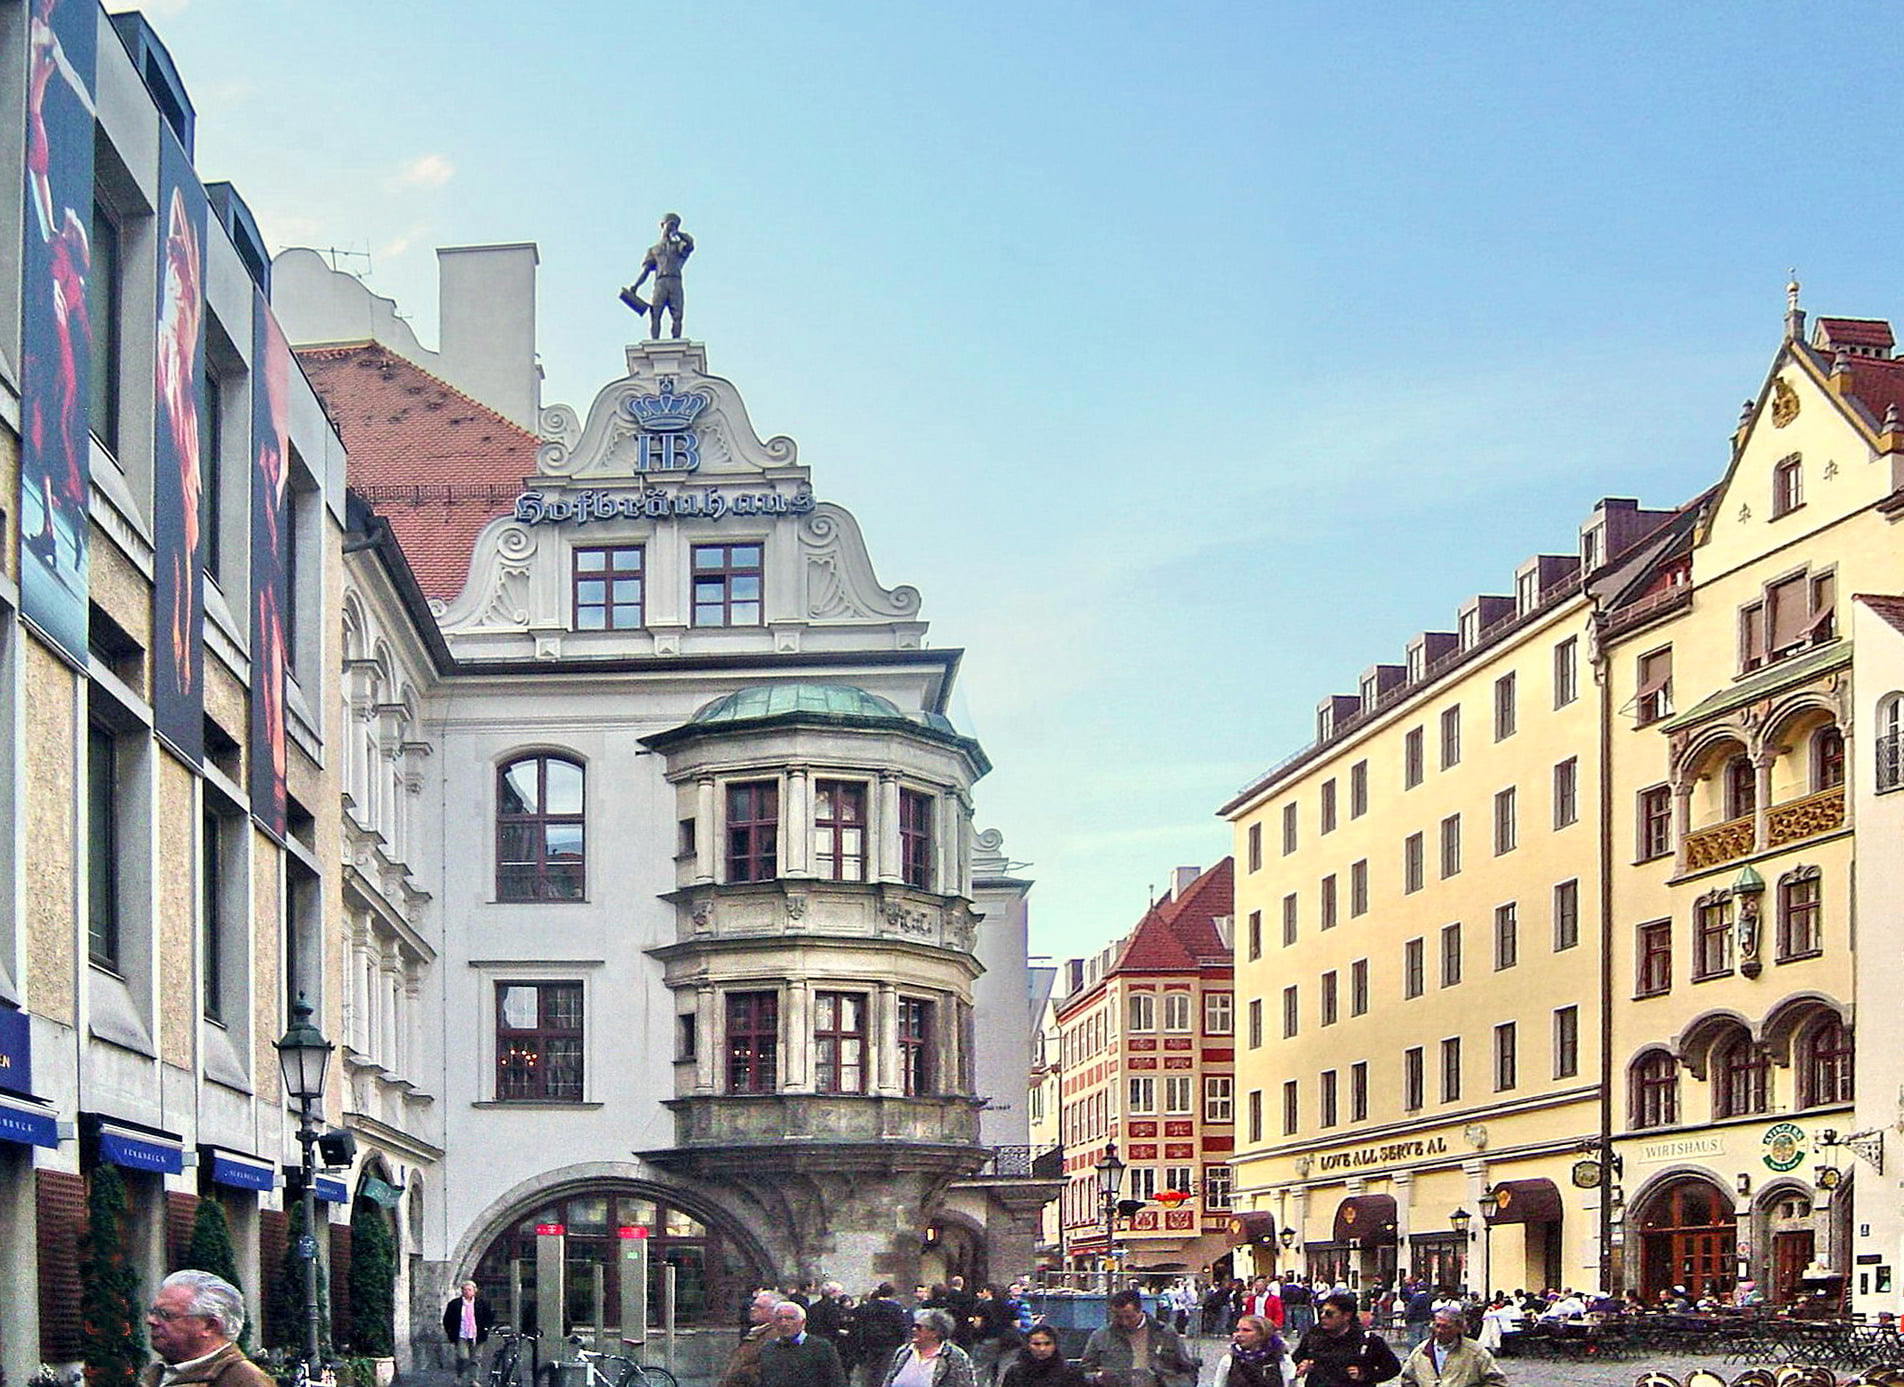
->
[[623, 382, 711, 434]]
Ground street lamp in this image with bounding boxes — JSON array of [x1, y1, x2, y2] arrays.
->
[[1095, 1142, 1125, 1288], [1449, 1208, 1472, 1238], [1279, 1227, 1297, 1251], [276, 994, 333, 1368]]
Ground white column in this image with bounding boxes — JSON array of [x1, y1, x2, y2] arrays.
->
[[876, 983, 901, 1095], [694, 776, 716, 883], [1753, 753, 1775, 851], [382, 948, 401, 1075], [694, 985, 717, 1093], [786, 979, 810, 1091], [937, 796, 959, 895], [785, 768, 810, 876], [877, 774, 902, 882]]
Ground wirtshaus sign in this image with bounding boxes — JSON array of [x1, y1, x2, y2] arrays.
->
[[514, 484, 817, 526]]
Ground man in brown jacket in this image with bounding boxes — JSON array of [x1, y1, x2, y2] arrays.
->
[[721, 1291, 786, 1387], [141, 1270, 273, 1387]]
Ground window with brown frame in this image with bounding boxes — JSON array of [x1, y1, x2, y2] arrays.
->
[[1635, 647, 1673, 725], [1404, 833, 1425, 893], [813, 780, 867, 881], [1799, 1017, 1853, 1107], [1554, 636, 1578, 708], [814, 991, 867, 1094], [1248, 823, 1262, 872], [1320, 971, 1338, 1026], [1351, 859, 1369, 916], [1351, 958, 1369, 1016], [1778, 867, 1822, 960], [1282, 893, 1298, 945], [726, 990, 779, 1093], [1404, 938, 1425, 998], [1638, 784, 1673, 860], [1350, 1061, 1368, 1121], [1441, 922, 1462, 987], [1320, 778, 1338, 834], [1403, 1047, 1424, 1112], [572, 545, 644, 629], [1553, 758, 1578, 828], [1494, 786, 1518, 853], [1320, 874, 1338, 929], [1772, 455, 1803, 517], [1319, 1069, 1338, 1127], [1440, 1037, 1461, 1103], [1554, 1005, 1579, 1079], [1744, 569, 1836, 671], [691, 543, 763, 626], [496, 982, 584, 1101], [1554, 879, 1580, 951], [1404, 728, 1425, 789], [496, 755, 586, 901], [1494, 1021, 1517, 1091], [900, 789, 934, 889], [726, 780, 779, 882], [1631, 1050, 1678, 1128], [1692, 894, 1732, 979], [1350, 760, 1369, 817], [1715, 1034, 1768, 1118], [1725, 756, 1757, 821], [1441, 706, 1462, 769], [1812, 727, 1845, 791], [1636, 919, 1673, 997], [1495, 902, 1518, 970], [1282, 801, 1299, 853], [899, 997, 934, 1095], [1494, 672, 1517, 740], [1441, 813, 1462, 877]]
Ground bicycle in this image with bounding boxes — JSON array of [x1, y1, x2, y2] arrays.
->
[[615, 1336, 679, 1387], [490, 1326, 542, 1387], [563, 1333, 678, 1387]]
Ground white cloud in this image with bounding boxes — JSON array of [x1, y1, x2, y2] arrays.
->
[[378, 223, 432, 260], [387, 154, 455, 190]]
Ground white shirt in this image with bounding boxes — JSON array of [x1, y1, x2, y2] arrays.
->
[[892, 1349, 940, 1387]]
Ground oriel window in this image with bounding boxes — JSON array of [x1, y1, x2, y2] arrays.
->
[[813, 780, 866, 881]]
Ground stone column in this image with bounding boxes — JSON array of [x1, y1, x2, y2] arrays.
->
[[404, 964, 422, 1088], [785, 768, 811, 876], [695, 776, 717, 884], [695, 984, 717, 1093], [1392, 1171, 1414, 1275], [1673, 782, 1694, 874], [876, 983, 901, 1096], [786, 979, 810, 1091], [936, 796, 959, 896], [383, 947, 403, 1077], [348, 922, 370, 1053], [1753, 752, 1776, 851], [877, 774, 902, 883]]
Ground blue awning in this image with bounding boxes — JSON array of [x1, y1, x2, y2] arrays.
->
[[209, 1151, 275, 1193], [314, 1176, 349, 1204], [99, 1125, 183, 1175], [0, 1098, 58, 1148]]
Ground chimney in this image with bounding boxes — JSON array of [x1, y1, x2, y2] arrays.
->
[[437, 243, 542, 431], [1173, 866, 1201, 899]]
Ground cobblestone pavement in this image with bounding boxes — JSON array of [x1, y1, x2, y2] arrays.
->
[[1178, 1337, 1740, 1387]]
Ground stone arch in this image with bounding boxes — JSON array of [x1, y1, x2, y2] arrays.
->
[[1758, 990, 1850, 1060], [1626, 1168, 1737, 1302], [1759, 690, 1842, 757], [1673, 725, 1752, 785], [1671, 1008, 1754, 1080]]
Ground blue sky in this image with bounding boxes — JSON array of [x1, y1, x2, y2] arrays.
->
[[123, 0, 1904, 960]]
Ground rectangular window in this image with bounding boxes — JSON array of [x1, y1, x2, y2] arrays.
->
[[1742, 601, 1768, 672], [1247, 910, 1262, 961], [1248, 1089, 1263, 1143], [1351, 760, 1369, 817], [1404, 938, 1425, 998], [1440, 706, 1461, 769], [201, 805, 227, 1020], [1494, 788, 1517, 854], [1282, 1079, 1298, 1135], [1248, 998, 1263, 1049], [1204, 1163, 1233, 1210], [1204, 1075, 1234, 1123], [1694, 897, 1733, 978], [88, 723, 121, 970], [1319, 1069, 1339, 1127], [814, 991, 867, 1093], [1205, 992, 1233, 1035], [1128, 1075, 1156, 1113], [1779, 871, 1822, 959], [1440, 1037, 1461, 1102], [573, 545, 645, 629], [1553, 758, 1578, 828], [899, 997, 933, 1095], [1554, 637, 1578, 708], [813, 780, 867, 881], [1128, 1167, 1158, 1202], [1282, 801, 1299, 855], [1404, 833, 1424, 893], [691, 543, 763, 626], [1320, 874, 1338, 929], [497, 982, 585, 1101], [89, 201, 122, 451], [1636, 647, 1674, 725], [726, 989, 780, 1093], [1128, 993, 1155, 1032], [1638, 784, 1673, 860], [1554, 879, 1580, 950], [1404, 727, 1425, 788], [1495, 672, 1517, 740], [1554, 1005, 1579, 1079], [899, 789, 934, 890], [1320, 970, 1339, 1026], [1350, 1061, 1369, 1121], [1441, 922, 1462, 987], [1281, 985, 1299, 1039], [1773, 455, 1803, 517], [1403, 1047, 1424, 1111], [1163, 991, 1192, 1031], [1282, 893, 1298, 946], [1769, 573, 1810, 657], [1494, 1022, 1518, 1090], [1494, 902, 1518, 970], [1350, 859, 1368, 916], [1637, 919, 1673, 997], [1517, 569, 1539, 613], [1440, 813, 1462, 877], [1320, 779, 1338, 834], [726, 780, 779, 882], [1248, 822, 1262, 872], [1165, 1075, 1193, 1113], [1350, 959, 1369, 1016]]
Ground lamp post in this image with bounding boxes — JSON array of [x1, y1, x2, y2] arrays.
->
[[1449, 1208, 1472, 1294], [1095, 1142, 1125, 1291], [276, 994, 334, 1368]]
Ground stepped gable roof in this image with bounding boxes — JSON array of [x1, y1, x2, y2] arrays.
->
[[296, 341, 534, 601], [1112, 858, 1234, 974], [1856, 594, 1904, 638]]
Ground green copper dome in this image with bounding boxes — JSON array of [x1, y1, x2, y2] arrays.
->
[[688, 683, 905, 725]]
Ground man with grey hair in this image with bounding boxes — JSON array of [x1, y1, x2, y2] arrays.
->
[[1397, 1309, 1506, 1387], [760, 1302, 847, 1387], [721, 1290, 787, 1387], [142, 1270, 273, 1387]]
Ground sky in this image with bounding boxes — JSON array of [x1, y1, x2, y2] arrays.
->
[[117, 0, 1904, 962]]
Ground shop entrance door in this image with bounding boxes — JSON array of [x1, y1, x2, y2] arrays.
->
[[1772, 1230, 1814, 1305], [1636, 1178, 1736, 1303]]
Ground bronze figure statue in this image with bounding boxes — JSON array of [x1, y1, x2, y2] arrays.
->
[[621, 213, 695, 339]]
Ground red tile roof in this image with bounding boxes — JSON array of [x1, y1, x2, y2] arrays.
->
[[1856, 594, 1904, 638], [1112, 858, 1234, 973], [1815, 317, 1895, 350], [297, 342, 535, 600], [1838, 354, 1904, 430]]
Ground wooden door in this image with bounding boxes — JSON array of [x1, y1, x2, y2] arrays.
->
[[1772, 1230, 1814, 1305]]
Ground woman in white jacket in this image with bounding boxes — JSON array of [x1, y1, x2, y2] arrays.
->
[[1213, 1315, 1290, 1387]]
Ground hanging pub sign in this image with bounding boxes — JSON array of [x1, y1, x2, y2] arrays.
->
[[17, 0, 99, 666]]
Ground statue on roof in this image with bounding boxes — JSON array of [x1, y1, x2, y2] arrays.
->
[[620, 213, 694, 340]]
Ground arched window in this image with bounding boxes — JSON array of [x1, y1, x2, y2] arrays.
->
[[1725, 755, 1757, 820], [1811, 727, 1845, 792], [496, 754, 586, 901], [1878, 695, 1904, 792], [1714, 1034, 1769, 1119], [1776, 866, 1822, 960], [1798, 1016, 1853, 1107], [1632, 1050, 1679, 1129]]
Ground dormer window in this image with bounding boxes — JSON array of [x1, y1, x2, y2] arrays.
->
[[1581, 527, 1603, 573], [1459, 609, 1479, 648], [1406, 643, 1425, 682], [1359, 673, 1379, 711], [1516, 570, 1538, 614]]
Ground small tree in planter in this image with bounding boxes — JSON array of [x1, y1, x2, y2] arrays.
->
[[346, 1200, 396, 1357], [79, 1164, 145, 1387], [184, 1199, 249, 1348], [267, 1197, 331, 1354]]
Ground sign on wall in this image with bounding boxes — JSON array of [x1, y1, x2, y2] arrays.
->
[[247, 296, 290, 838], [17, 0, 98, 666]]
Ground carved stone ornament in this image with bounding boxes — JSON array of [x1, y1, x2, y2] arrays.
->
[[1772, 377, 1800, 427], [1464, 1123, 1489, 1150], [1824, 458, 1839, 479], [784, 894, 808, 921], [1738, 504, 1753, 523]]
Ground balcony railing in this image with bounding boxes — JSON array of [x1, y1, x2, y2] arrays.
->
[[1879, 731, 1903, 793], [1765, 785, 1846, 849], [972, 1144, 1065, 1179], [1684, 814, 1753, 871]]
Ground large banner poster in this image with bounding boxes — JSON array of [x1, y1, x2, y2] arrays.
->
[[151, 128, 206, 763], [18, 0, 98, 666], [248, 295, 289, 838]]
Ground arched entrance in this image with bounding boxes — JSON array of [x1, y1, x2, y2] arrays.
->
[[1634, 1176, 1735, 1302], [472, 1182, 768, 1332], [922, 1211, 986, 1288]]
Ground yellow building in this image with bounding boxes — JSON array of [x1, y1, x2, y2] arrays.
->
[[1223, 289, 1903, 1308]]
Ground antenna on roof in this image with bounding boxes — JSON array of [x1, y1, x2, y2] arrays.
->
[[320, 246, 374, 277]]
